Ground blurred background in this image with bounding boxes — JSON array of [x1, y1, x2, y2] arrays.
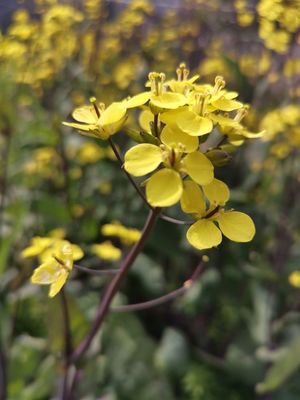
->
[[0, 0, 300, 399]]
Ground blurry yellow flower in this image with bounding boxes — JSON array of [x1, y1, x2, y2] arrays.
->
[[101, 222, 141, 245], [78, 142, 105, 164], [31, 240, 75, 297], [91, 241, 121, 261], [22, 237, 53, 258], [48, 228, 66, 239], [22, 236, 84, 265], [99, 181, 112, 195], [72, 205, 85, 218], [289, 271, 300, 288]]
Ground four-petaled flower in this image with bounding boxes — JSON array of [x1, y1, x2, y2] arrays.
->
[[124, 124, 214, 207], [181, 179, 256, 250], [31, 240, 75, 297]]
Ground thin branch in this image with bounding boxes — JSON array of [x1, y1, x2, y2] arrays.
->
[[59, 289, 73, 400], [108, 137, 192, 225], [108, 137, 149, 205], [71, 208, 160, 363], [60, 289, 72, 360], [112, 260, 205, 312], [159, 214, 193, 225], [74, 264, 119, 276], [0, 347, 7, 400]]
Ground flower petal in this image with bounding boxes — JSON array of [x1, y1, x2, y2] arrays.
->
[[187, 219, 222, 250], [146, 169, 183, 207], [99, 102, 127, 126], [125, 92, 151, 108], [177, 111, 213, 136], [72, 105, 98, 124], [211, 98, 243, 112], [182, 152, 214, 185], [217, 211, 255, 242], [181, 180, 206, 215], [161, 124, 199, 153], [150, 92, 187, 109], [202, 178, 230, 206], [139, 109, 153, 133], [160, 107, 188, 124], [124, 144, 163, 176], [31, 261, 60, 285], [71, 245, 84, 261], [49, 271, 68, 298]]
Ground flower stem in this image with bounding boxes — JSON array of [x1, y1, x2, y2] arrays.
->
[[71, 208, 160, 363], [74, 264, 119, 276], [59, 289, 73, 400], [111, 260, 204, 312]]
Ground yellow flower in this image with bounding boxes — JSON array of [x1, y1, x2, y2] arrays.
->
[[166, 63, 199, 95], [91, 241, 121, 261], [22, 236, 53, 258], [22, 236, 84, 264], [124, 72, 187, 112], [77, 142, 105, 164], [289, 271, 300, 288], [181, 179, 255, 250], [101, 222, 141, 245], [63, 99, 127, 140], [124, 126, 214, 207], [30, 240, 75, 297]]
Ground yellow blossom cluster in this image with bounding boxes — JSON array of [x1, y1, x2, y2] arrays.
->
[[260, 105, 300, 160], [64, 63, 259, 252], [257, 0, 300, 54], [1, 0, 298, 101]]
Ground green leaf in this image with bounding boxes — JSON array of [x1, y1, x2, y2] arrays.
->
[[256, 336, 300, 394]]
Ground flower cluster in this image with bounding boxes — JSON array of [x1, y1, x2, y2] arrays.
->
[[64, 63, 259, 251]]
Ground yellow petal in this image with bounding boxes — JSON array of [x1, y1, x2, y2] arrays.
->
[[211, 98, 243, 112], [177, 111, 213, 136], [150, 92, 187, 109], [71, 245, 84, 261], [49, 271, 68, 297], [161, 124, 198, 153], [160, 107, 188, 124], [210, 114, 240, 128], [146, 169, 183, 207], [240, 129, 266, 139], [62, 121, 98, 133], [187, 219, 222, 250], [91, 241, 121, 261], [125, 92, 151, 108], [202, 178, 230, 206], [124, 144, 163, 176], [72, 105, 98, 124], [31, 261, 60, 285], [217, 211, 255, 242], [182, 152, 214, 185], [139, 109, 153, 133], [99, 102, 127, 126], [180, 180, 206, 215], [21, 237, 52, 258]]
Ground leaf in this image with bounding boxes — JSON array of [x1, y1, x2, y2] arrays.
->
[[256, 336, 300, 394]]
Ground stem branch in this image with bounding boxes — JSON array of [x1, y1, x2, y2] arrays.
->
[[71, 208, 160, 363], [112, 260, 204, 312]]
